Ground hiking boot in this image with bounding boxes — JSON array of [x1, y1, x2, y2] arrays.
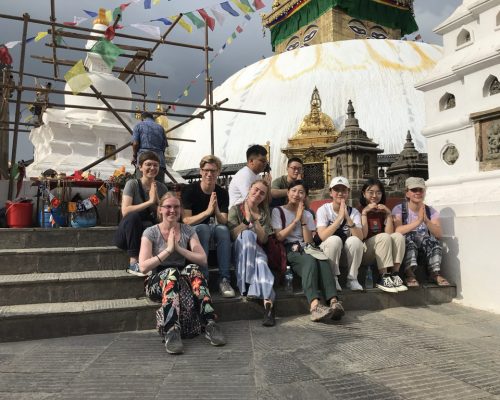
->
[[346, 278, 363, 291], [335, 276, 342, 292], [330, 299, 345, 321], [310, 304, 334, 322], [205, 320, 226, 346], [391, 274, 408, 292], [219, 278, 235, 298], [126, 262, 146, 277], [262, 303, 275, 327], [376, 274, 398, 293], [164, 327, 183, 354]]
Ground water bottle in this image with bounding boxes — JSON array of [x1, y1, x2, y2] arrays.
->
[[284, 265, 293, 293], [365, 266, 373, 289]]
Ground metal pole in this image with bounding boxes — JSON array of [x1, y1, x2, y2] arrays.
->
[[7, 13, 29, 201], [49, 0, 58, 78], [204, 22, 215, 155]]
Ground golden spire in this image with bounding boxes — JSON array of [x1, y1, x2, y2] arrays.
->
[[310, 86, 322, 125], [94, 8, 108, 26], [134, 105, 141, 120], [155, 91, 169, 130]]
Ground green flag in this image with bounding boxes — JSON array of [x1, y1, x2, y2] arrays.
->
[[185, 12, 205, 29], [91, 38, 122, 68]]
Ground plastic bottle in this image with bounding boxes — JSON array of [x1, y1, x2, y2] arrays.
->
[[365, 266, 373, 289], [284, 265, 293, 293]]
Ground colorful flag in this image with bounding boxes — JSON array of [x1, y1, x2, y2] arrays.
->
[[105, 26, 116, 41], [153, 0, 160, 4], [151, 18, 172, 26], [130, 23, 161, 38], [220, 1, 239, 16], [183, 89, 188, 97], [26, 36, 36, 43], [231, 0, 252, 14], [240, 0, 255, 12], [5, 41, 21, 49], [253, 0, 265, 10], [64, 59, 92, 95], [185, 12, 205, 29], [211, 7, 226, 26], [105, 9, 113, 24], [144, 0, 151, 9], [112, 7, 122, 23], [67, 202, 77, 213], [198, 9, 215, 31], [176, 16, 193, 33], [34, 31, 48, 42], [91, 39, 122, 68], [120, 3, 131, 11], [232, 32, 237, 38], [236, 25, 243, 33], [244, 14, 251, 20], [83, 10, 97, 17]]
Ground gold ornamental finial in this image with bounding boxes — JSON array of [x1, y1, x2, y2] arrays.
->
[[94, 8, 108, 26], [310, 87, 322, 124], [155, 91, 164, 113], [134, 105, 141, 120], [155, 91, 169, 130]]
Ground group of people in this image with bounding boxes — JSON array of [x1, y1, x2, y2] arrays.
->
[[113, 140, 449, 355]]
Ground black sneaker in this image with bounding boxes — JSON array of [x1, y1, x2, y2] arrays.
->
[[262, 303, 275, 327], [164, 327, 183, 354], [376, 274, 398, 293], [205, 320, 226, 346]]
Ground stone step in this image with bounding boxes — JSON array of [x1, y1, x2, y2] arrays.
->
[[0, 285, 456, 342], [0, 270, 145, 306], [0, 246, 128, 275], [0, 227, 117, 250]]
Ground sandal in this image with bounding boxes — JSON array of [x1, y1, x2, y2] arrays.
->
[[432, 273, 450, 286], [406, 276, 420, 288]]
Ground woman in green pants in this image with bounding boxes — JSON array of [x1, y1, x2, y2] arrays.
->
[[271, 180, 344, 322]]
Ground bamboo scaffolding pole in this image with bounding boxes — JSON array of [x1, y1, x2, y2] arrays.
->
[[0, 13, 211, 51], [204, 23, 215, 155], [165, 98, 228, 134], [49, 0, 58, 78], [45, 43, 152, 60], [8, 13, 29, 200], [1, 129, 31, 133]]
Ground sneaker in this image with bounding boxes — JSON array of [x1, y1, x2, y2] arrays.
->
[[164, 327, 183, 354], [330, 299, 345, 321], [376, 274, 398, 293], [346, 278, 364, 291], [391, 274, 408, 292], [126, 262, 146, 277], [205, 320, 226, 346], [335, 276, 342, 292], [262, 303, 275, 327], [219, 278, 235, 298], [310, 304, 334, 322]]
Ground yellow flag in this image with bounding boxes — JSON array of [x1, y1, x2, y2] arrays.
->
[[174, 15, 193, 33], [153, 0, 160, 4], [64, 60, 92, 95], [183, 89, 189, 97], [105, 9, 113, 24], [231, 0, 252, 14], [227, 37, 233, 44], [35, 31, 48, 42]]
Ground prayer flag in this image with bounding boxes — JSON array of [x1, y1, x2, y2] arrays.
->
[[144, 0, 151, 9], [227, 37, 233, 44], [105, 9, 113, 24], [240, 0, 255, 12], [153, 0, 160, 4], [91, 39, 122, 68], [236, 25, 243, 33], [211, 7, 225, 26], [176, 16, 193, 33], [232, 31, 237, 37], [34, 31, 48, 42], [220, 1, 239, 16], [82, 199, 93, 210], [197, 9, 215, 31], [151, 18, 172, 26], [5, 41, 21, 49], [120, 3, 131, 11], [244, 13, 252, 20], [130, 23, 161, 38], [64, 59, 92, 95], [83, 10, 98, 17], [185, 12, 205, 29], [112, 7, 122, 23], [105, 26, 116, 41], [26, 36, 36, 43], [231, 0, 252, 14], [183, 89, 188, 96], [253, 0, 265, 10]]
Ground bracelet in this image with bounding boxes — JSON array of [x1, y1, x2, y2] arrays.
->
[[156, 255, 162, 264]]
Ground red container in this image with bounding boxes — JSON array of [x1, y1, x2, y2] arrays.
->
[[5, 201, 33, 228]]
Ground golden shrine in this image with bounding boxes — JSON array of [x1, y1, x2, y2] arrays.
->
[[281, 87, 339, 190]]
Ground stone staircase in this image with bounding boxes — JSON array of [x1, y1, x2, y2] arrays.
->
[[0, 227, 457, 342]]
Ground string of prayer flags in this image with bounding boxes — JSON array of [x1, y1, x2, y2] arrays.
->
[[64, 59, 92, 95], [90, 39, 122, 68], [198, 9, 216, 31], [231, 0, 252, 14], [240, 0, 256, 13]]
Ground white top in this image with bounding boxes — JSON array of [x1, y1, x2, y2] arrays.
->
[[316, 203, 362, 237], [271, 207, 315, 246], [228, 166, 259, 208]]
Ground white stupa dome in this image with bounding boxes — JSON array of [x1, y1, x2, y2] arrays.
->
[[173, 39, 443, 176]]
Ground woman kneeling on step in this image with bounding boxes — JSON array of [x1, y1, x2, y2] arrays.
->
[[392, 177, 450, 288], [272, 180, 344, 323], [359, 178, 407, 293], [228, 179, 276, 327], [138, 192, 226, 354]]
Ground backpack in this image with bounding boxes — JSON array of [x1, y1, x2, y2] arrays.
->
[[401, 201, 432, 235]]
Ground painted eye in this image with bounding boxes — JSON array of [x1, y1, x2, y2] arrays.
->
[[370, 26, 388, 39], [371, 31, 387, 39], [349, 25, 366, 35], [285, 36, 300, 51], [303, 28, 318, 43]]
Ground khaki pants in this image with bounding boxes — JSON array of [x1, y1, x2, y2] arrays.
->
[[362, 232, 405, 271], [320, 235, 364, 280]]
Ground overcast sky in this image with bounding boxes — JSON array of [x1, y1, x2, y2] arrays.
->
[[1, 0, 462, 161]]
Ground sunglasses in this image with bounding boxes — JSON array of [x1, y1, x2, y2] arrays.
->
[[409, 188, 424, 193]]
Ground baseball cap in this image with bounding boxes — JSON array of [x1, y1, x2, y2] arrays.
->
[[406, 177, 426, 190], [329, 176, 350, 189]]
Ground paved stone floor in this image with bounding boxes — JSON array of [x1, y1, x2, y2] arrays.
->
[[1, 303, 500, 399]]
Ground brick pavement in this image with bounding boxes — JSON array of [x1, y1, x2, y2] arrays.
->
[[1, 303, 500, 399]]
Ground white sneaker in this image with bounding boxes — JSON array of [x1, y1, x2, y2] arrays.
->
[[346, 278, 363, 291], [219, 278, 235, 298], [391, 274, 408, 292], [335, 276, 342, 292]]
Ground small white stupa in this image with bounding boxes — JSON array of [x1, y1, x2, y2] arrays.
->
[[26, 9, 135, 178], [416, 0, 500, 313]]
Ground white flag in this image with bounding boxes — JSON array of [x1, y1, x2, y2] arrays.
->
[[74, 16, 88, 26], [130, 23, 161, 38], [211, 7, 225, 26], [5, 41, 21, 48]]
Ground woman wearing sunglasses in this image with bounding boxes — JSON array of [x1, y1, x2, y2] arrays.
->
[[392, 177, 450, 287]]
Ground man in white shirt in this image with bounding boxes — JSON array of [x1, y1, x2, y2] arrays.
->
[[228, 144, 271, 208]]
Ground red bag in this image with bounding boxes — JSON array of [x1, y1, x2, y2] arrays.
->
[[264, 206, 287, 284]]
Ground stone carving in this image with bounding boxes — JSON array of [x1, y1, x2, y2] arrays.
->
[[442, 144, 459, 165], [490, 77, 500, 96], [336, 158, 343, 176], [487, 122, 500, 159]]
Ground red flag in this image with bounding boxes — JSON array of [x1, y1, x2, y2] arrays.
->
[[0, 45, 13, 65], [105, 26, 116, 41], [197, 9, 215, 31], [236, 25, 243, 33], [63, 21, 77, 26], [171, 104, 176, 112], [120, 2, 131, 11], [253, 0, 265, 10]]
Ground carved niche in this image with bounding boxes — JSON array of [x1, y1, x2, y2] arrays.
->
[[473, 108, 500, 171]]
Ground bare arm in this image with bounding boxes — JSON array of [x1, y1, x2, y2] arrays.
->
[[175, 233, 207, 266], [138, 231, 174, 274], [271, 188, 287, 199], [425, 215, 442, 239]]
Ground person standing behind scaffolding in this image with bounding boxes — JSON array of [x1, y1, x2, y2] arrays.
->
[[132, 111, 168, 183]]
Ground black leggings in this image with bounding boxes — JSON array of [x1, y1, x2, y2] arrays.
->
[[113, 212, 150, 258]]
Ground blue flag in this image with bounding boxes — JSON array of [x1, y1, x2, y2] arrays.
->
[[144, 0, 151, 9], [83, 10, 98, 18], [220, 2, 239, 16], [151, 18, 172, 26]]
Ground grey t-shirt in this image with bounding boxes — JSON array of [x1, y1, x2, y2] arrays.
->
[[142, 224, 196, 272], [271, 206, 315, 246], [123, 179, 168, 209]]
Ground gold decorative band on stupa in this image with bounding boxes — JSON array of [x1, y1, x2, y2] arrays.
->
[[94, 8, 109, 26]]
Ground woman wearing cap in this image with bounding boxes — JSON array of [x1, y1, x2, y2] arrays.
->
[[316, 177, 364, 291], [359, 178, 407, 293], [392, 177, 450, 287], [272, 180, 344, 322]]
